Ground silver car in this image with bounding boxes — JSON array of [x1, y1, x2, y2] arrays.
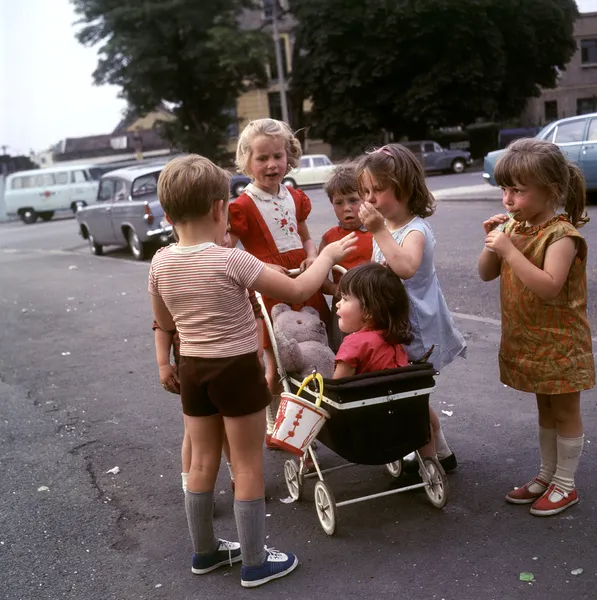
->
[[76, 164, 172, 261]]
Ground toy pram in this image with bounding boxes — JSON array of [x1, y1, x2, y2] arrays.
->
[[257, 267, 449, 536]]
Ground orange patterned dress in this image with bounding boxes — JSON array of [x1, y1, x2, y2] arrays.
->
[[499, 215, 595, 394]]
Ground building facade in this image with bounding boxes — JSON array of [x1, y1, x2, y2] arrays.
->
[[521, 12, 597, 126]]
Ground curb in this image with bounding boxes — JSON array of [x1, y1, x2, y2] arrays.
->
[[434, 195, 502, 203]]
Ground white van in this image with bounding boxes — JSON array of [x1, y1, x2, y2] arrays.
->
[[4, 164, 106, 224]]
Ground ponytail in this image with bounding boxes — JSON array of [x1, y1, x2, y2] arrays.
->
[[565, 163, 589, 227]]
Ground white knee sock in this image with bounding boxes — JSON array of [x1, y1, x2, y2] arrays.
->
[[266, 395, 279, 435], [551, 434, 584, 494], [434, 428, 452, 460]]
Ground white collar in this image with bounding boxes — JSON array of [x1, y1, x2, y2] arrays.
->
[[246, 182, 289, 202], [170, 242, 217, 254]]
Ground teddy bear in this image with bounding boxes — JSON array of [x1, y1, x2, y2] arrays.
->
[[271, 304, 336, 379]]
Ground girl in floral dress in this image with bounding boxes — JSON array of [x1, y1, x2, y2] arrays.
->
[[478, 138, 595, 517], [230, 118, 330, 441]]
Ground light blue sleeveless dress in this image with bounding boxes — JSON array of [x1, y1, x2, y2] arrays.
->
[[373, 216, 466, 371]]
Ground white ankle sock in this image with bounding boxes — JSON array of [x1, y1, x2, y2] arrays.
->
[[551, 434, 584, 494], [434, 428, 451, 460], [181, 472, 189, 492]]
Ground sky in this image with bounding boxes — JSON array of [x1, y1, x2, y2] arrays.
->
[[2, 0, 597, 156]]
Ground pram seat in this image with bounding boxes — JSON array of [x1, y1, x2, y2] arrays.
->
[[287, 363, 436, 465]]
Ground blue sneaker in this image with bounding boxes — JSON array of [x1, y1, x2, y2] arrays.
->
[[241, 548, 299, 588], [191, 539, 242, 575]]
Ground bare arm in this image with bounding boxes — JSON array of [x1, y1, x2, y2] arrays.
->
[[487, 232, 577, 301], [154, 327, 173, 367], [372, 228, 424, 279], [151, 294, 176, 331], [299, 221, 318, 260], [333, 361, 355, 379], [478, 248, 502, 281], [252, 234, 356, 303]]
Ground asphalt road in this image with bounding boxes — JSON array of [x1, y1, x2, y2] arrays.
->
[[1, 179, 597, 600]]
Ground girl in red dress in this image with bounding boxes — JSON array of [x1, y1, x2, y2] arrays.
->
[[230, 119, 330, 441]]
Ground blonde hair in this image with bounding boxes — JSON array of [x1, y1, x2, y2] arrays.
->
[[157, 155, 230, 224], [235, 118, 302, 176], [494, 138, 589, 227], [355, 144, 435, 218]]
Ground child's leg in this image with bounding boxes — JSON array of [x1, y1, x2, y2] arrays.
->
[[224, 409, 267, 566], [184, 413, 224, 555], [222, 427, 234, 485], [181, 422, 192, 491], [264, 346, 281, 437]]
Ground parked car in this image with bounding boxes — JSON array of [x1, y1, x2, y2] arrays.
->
[[483, 112, 597, 190], [76, 164, 172, 261], [402, 141, 473, 174], [4, 163, 106, 224], [231, 173, 251, 197], [282, 154, 335, 188]]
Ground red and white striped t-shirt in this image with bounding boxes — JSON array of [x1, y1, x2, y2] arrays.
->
[[148, 243, 265, 358]]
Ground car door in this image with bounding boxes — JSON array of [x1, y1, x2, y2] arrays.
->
[[310, 156, 333, 185], [552, 117, 587, 167], [580, 117, 597, 189], [87, 178, 117, 244], [421, 142, 439, 171]]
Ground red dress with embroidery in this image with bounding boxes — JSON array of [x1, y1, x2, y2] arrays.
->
[[229, 184, 330, 344]]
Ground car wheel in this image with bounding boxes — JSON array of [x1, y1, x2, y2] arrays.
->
[[39, 211, 55, 222], [20, 209, 38, 224], [72, 201, 86, 213], [88, 232, 103, 256], [282, 177, 297, 188], [232, 181, 247, 197], [451, 159, 466, 174], [127, 228, 148, 261]]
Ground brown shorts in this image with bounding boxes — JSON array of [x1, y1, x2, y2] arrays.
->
[[178, 351, 272, 417]]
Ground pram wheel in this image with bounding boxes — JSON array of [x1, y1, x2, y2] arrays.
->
[[314, 481, 338, 536], [385, 459, 403, 478], [421, 456, 449, 509], [284, 459, 303, 501]]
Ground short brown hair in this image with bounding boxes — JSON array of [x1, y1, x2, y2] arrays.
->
[[495, 138, 589, 227], [157, 155, 230, 224], [356, 144, 435, 218], [324, 163, 359, 201], [235, 118, 302, 176], [338, 262, 413, 346]]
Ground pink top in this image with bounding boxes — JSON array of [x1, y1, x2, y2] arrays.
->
[[335, 330, 409, 375], [148, 243, 264, 358]]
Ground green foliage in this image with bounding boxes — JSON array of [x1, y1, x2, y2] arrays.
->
[[72, 0, 270, 160], [290, 0, 578, 150]]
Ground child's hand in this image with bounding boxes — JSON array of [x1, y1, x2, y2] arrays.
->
[[483, 214, 510, 235], [321, 232, 357, 264], [485, 230, 513, 256], [358, 202, 385, 233], [159, 363, 180, 394], [300, 256, 316, 272]]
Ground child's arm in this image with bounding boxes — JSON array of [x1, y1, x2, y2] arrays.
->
[[333, 361, 355, 379], [299, 221, 318, 270], [318, 238, 338, 296], [478, 214, 509, 281], [151, 294, 175, 331], [154, 327, 180, 394], [486, 231, 577, 301], [359, 202, 424, 279]]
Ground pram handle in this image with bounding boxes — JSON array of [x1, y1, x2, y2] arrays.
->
[[287, 265, 347, 277], [296, 372, 325, 408]]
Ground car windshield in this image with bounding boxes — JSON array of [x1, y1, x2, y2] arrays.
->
[[131, 172, 160, 197]]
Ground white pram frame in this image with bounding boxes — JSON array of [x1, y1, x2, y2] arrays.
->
[[256, 267, 449, 535]]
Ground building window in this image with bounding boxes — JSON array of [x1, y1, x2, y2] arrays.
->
[[577, 97, 597, 115], [269, 35, 290, 81], [224, 105, 239, 138], [581, 39, 597, 64], [544, 100, 558, 122]]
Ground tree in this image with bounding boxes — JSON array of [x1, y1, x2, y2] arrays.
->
[[72, 0, 270, 161], [289, 0, 578, 150]]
